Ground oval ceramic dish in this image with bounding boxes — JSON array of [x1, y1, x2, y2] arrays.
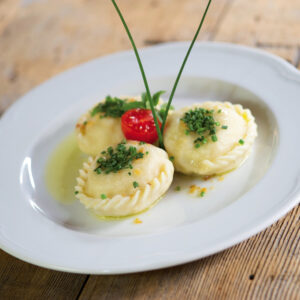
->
[[0, 42, 299, 274]]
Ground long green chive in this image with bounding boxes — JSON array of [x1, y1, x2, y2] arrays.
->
[[161, 0, 212, 135], [111, 0, 163, 147]]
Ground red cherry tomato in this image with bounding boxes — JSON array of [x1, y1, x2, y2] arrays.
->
[[121, 109, 161, 144]]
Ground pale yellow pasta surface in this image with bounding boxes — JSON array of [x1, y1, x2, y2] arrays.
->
[[76, 114, 124, 156], [164, 101, 257, 175], [75, 141, 174, 217]]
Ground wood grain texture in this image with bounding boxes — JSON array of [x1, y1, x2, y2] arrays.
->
[[0, 251, 88, 300], [0, 0, 300, 299], [0, 0, 19, 35], [213, 0, 300, 65]]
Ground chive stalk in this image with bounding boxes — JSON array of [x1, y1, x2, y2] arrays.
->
[[161, 0, 212, 135], [111, 0, 164, 147]]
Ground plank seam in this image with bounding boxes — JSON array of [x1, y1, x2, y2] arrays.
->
[[75, 275, 90, 300]]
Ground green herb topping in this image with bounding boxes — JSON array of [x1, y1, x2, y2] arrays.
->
[[91, 92, 165, 120], [169, 156, 175, 161], [200, 191, 205, 197], [175, 186, 181, 191], [74, 191, 79, 195], [181, 108, 225, 148], [91, 96, 143, 118], [239, 139, 245, 145], [94, 141, 144, 174], [101, 194, 107, 199], [133, 181, 139, 188]]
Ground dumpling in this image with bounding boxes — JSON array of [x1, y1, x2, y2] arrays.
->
[[76, 96, 129, 156], [76, 95, 164, 156], [163, 101, 257, 176], [75, 140, 174, 217]]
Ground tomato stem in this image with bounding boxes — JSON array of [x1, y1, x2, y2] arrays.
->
[[111, 0, 164, 148], [160, 0, 212, 135]]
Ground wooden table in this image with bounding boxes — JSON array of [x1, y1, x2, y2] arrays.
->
[[0, 0, 299, 299]]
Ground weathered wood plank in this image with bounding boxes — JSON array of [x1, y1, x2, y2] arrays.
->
[[0, 0, 19, 35], [214, 0, 300, 46], [213, 0, 300, 68], [0, 250, 88, 300], [79, 206, 300, 300]]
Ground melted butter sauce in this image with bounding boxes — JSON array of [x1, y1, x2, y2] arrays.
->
[[45, 134, 226, 220], [45, 133, 88, 204], [45, 134, 163, 220]]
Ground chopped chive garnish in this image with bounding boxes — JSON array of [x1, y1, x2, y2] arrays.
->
[[222, 125, 228, 129], [200, 191, 205, 197], [146, 151, 149, 155], [94, 141, 144, 174], [139, 141, 146, 145], [217, 109, 222, 113], [239, 139, 245, 145], [169, 156, 175, 161], [91, 94, 163, 119], [182, 108, 219, 148], [74, 191, 79, 195], [128, 172, 132, 176], [91, 96, 128, 118], [175, 186, 181, 191], [83, 121, 88, 125], [133, 181, 139, 188], [101, 194, 107, 199]]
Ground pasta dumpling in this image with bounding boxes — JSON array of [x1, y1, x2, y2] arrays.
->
[[163, 101, 257, 176], [75, 140, 174, 217], [76, 95, 164, 156], [76, 113, 124, 156], [76, 96, 130, 156]]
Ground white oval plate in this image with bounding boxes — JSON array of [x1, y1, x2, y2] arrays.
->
[[0, 42, 299, 274]]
